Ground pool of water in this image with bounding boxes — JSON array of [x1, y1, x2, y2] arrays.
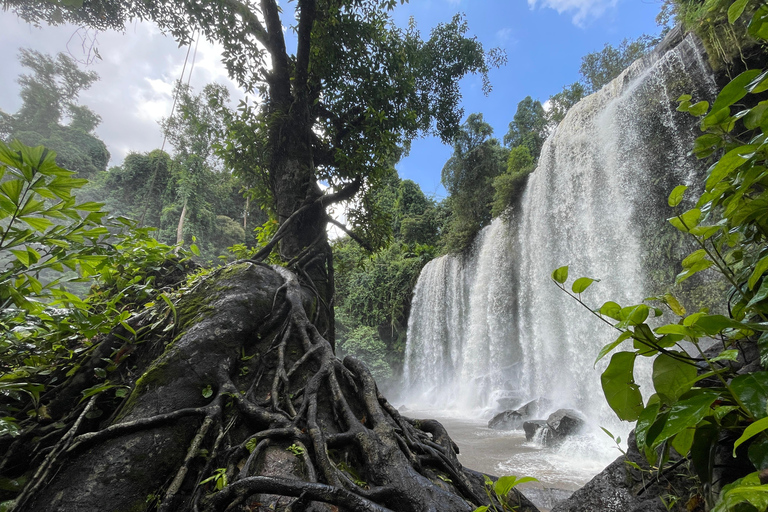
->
[[403, 410, 624, 511]]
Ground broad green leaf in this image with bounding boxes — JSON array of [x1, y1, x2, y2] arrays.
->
[[494, 475, 537, 496], [676, 259, 714, 284], [668, 208, 701, 232], [652, 391, 718, 449], [747, 278, 768, 308], [551, 266, 568, 284], [668, 185, 688, 207], [748, 255, 768, 290], [706, 145, 757, 190], [10, 249, 30, 267], [599, 301, 622, 320], [202, 385, 213, 399], [601, 352, 644, 421], [190, 244, 201, 257], [595, 330, 632, 366], [688, 101, 709, 116], [682, 249, 708, 269], [732, 372, 768, 419], [0, 179, 24, 206], [691, 421, 719, 486], [671, 426, 695, 456], [728, 0, 748, 24], [19, 216, 53, 231], [616, 304, 649, 328], [693, 314, 749, 335], [749, 5, 768, 39], [710, 350, 740, 363], [635, 401, 660, 452], [653, 352, 697, 404], [711, 70, 762, 112], [572, 277, 598, 294], [664, 293, 686, 316], [734, 416, 768, 455], [749, 437, 768, 470]]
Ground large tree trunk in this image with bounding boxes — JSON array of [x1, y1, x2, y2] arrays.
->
[[0, 262, 538, 512]]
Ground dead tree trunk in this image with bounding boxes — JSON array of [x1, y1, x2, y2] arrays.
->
[[0, 262, 538, 512]]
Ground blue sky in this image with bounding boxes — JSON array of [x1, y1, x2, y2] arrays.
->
[[0, 0, 663, 199]]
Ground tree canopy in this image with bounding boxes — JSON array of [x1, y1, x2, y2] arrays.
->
[[0, 49, 109, 178]]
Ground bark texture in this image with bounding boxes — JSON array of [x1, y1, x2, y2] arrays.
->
[[1, 262, 538, 512]]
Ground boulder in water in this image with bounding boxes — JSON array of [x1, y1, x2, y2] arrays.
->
[[523, 420, 551, 442], [488, 410, 523, 430], [546, 409, 585, 437]]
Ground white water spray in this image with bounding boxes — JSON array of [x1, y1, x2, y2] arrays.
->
[[402, 35, 716, 436]]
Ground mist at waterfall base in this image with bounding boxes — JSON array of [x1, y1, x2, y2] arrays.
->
[[397, 35, 717, 488]]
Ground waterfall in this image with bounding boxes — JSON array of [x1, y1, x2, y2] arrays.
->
[[402, 35, 717, 431]]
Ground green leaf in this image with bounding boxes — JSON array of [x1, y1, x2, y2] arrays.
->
[[664, 293, 686, 316], [595, 330, 632, 366], [732, 372, 768, 419], [551, 266, 568, 284], [19, 216, 53, 232], [688, 101, 709, 116], [652, 352, 697, 404], [202, 385, 213, 399], [668, 208, 701, 232], [728, 0, 748, 24], [734, 416, 768, 456], [80, 382, 117, 402], [748, 437, 768, 470], [651, 392, 718, 449], [749, 255, 768, 290], [671, 425, 695, 456], [706, 145, 757, 191], [693, 314, 749, 335], [682, 249, 708, 269], [711, 70, 762, 112], [601, 352, 644, 421], [675, 259, 714, 284], [0, 179, 24, 206], [599, 301, 622, 320], [706, 350, 740, 365], [635, 401, 661, 452], [190, 244, 201, 257], [572, 277, 598, 294], [668, 185, 688, 207]]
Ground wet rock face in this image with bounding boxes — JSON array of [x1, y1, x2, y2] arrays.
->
[[488, 410, 523, 430], [546, 409, 585, 437], [523, 420, 550, 443], [550, 433, 667, 512]]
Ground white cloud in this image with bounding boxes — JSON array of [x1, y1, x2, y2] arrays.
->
[[0, 12, 247, 166], [527, 0, 618, 26], [495, 27, 516, 45]]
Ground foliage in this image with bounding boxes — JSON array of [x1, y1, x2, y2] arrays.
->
[[333, 173, 440, 383], [337, 326, 393, 381], [579, 35, 658, 93], [473, 474, 538, 512], [656, 0, 757, 69], [491, 146, 536, 218], [546, 82, 587, 125], [0, 49, 108, 179], [503, 97, 547, 158], [552, 10, 768, 508], [0, 139, 194, 442], [441, 113, 508, 252]]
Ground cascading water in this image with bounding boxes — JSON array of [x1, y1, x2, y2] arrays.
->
[[401, 34, 718, 483]]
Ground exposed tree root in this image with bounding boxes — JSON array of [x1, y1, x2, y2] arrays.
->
[[0, 262, 538, 512]]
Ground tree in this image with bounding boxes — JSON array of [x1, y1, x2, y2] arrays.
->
[[579, 35, 657, 93], [545, 82, 586, 125], [491, 145, 535, 217], [441, 113, 508, 251], [0, 49, 109, 178], [503, 96, 547, 157], [0, 4, 523, 512]]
